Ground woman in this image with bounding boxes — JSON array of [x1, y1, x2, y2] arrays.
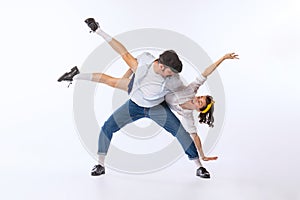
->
[[164, 52, 239, 160]]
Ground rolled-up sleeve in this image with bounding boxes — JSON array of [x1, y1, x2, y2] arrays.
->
[[188, 74, 207, 92]]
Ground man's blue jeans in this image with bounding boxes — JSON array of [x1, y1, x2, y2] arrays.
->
[[98, 99, 199, 160]]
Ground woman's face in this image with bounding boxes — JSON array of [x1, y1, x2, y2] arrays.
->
[[193, 96, 207, 111]]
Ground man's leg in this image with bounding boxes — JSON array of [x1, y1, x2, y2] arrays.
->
[[148, 102, 210, 178], [92, 99, 145, 176], [148, 102, 199, 160], [90, 73, 130, 91]]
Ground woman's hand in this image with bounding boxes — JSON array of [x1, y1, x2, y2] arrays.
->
[[202, 156, 218, 161], [223, 52, 239, 60], [202, 52, 239, 77]]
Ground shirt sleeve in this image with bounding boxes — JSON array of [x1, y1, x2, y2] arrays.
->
[[187, 74, 207, 92]]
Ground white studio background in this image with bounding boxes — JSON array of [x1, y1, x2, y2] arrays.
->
[[0, 0, 299, 200]]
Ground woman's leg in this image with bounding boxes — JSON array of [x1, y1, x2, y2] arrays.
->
[[122, 68, 134, 79], [85, 18, 138, 70], [91, 73, 130, 92]]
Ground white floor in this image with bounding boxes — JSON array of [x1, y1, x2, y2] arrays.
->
[[1, 155, 298, 200]]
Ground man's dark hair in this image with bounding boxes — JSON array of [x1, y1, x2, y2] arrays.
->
[[159, 50, 182, 73]]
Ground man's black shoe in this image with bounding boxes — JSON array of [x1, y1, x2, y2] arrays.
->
[[196, 167, 210, 179], [91, 164, 105, 176], [57, 66, 79, 82], [84, 18, 99, 32]]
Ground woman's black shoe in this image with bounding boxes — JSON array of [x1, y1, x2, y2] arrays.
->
[[84, 18, 99, 32], [57, 66, 79, 82]]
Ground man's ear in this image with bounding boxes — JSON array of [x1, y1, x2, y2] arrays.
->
[[159, 63, 165, 70]]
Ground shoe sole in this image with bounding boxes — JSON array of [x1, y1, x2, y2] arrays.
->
[[84, 18, 95, 24], [57, 72, 68, 82], [91, 172, 105, 176], [197, 174, 210, 179], [84, 18, 99, 32]]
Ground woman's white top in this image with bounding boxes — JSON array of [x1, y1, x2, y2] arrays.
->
[[165, 75, 207, 133]]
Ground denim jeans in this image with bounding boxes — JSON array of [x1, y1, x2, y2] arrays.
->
[[98, 99, 199, 160]]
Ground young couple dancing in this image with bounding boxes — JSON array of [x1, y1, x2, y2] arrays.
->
[[58, 18, 239, 179]]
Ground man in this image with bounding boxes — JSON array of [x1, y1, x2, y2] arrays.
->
[[58, 18, 210, 178]]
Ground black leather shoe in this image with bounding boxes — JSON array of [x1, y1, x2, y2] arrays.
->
[[196, 167, 210, 179], [57, 66, 79, 82], [84, 18, 99, 32], [91, 164, 105, 176]]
